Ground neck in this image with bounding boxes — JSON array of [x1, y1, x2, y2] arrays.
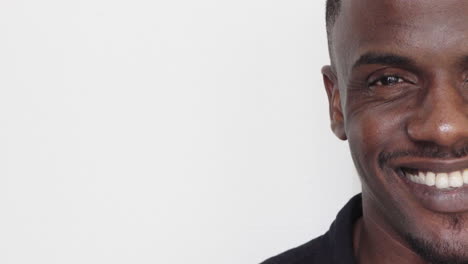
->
[[353, 203, 426, 263]]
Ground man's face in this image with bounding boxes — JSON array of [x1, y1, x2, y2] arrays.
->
[[325, 0, 468, 262]]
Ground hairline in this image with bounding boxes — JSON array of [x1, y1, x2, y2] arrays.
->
[[326, 0, 342, 66]]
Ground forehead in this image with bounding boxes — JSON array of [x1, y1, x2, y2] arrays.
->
[[332, 0, 468, 74]]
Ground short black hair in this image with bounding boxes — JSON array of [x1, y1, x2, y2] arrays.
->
[[325, 0, 341, 60], [326, 0, 341, 33]]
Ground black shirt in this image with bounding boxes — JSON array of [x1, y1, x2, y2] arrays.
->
[[261, 194, 362, 264]]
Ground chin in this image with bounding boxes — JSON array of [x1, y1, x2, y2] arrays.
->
[[364, 159, 468, 264], [404, 230, 468, 264]]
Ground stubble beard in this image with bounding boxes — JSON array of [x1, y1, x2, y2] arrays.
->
[[403, 214, 468, 264], [377, 148, 468, 263]]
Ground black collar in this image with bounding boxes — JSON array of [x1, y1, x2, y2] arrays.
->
[[329, 193, 362, 264]]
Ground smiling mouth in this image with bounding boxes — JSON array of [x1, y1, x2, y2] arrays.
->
[[388, 157, 468, 212], [389, 156, 468, 191], [400, 168, 468, 189]]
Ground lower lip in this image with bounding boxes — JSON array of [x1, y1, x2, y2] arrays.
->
[[396, 169, 468, 213]]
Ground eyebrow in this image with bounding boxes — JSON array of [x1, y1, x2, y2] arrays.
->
[[352, 52, 415, 70]]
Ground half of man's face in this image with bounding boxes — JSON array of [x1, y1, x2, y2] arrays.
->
[[326, 0, 468, 262]]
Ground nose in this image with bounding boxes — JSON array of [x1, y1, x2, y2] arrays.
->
[[407, 82, 468, 148]]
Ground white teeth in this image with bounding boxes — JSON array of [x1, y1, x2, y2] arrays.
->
[[449, 171, 463, 187], [463, 169, 468, 184], [425, 172, 436, 186], [418, 171, 426, 184], [406, 170, 468, 189], [435, 173, 449, 189]]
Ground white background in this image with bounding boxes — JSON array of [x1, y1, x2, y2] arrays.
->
[[0, 0, 361, 263]]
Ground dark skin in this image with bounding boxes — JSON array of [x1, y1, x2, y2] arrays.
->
[[323, 0, 468, 263]]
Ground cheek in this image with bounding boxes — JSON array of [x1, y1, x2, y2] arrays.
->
[[345, 109, 407, 183], [346, 104, 409, 158], [346, 113, 387, 164]]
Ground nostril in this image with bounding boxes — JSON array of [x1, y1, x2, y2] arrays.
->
[[406, 119, 424, 140]]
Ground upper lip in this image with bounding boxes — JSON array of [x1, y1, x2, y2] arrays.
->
[[388, 156, 468, 173]]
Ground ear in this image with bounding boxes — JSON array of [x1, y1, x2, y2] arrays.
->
[[321, 66, 347, 140]]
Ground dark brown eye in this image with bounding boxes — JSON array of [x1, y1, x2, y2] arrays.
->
[[370, 75, 404, 87]]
